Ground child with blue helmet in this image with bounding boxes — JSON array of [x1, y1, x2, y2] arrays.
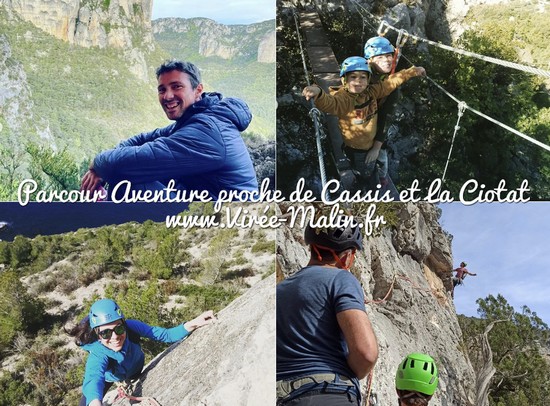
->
[[69, 298, 215, 406], [302, 54, 425, 190]]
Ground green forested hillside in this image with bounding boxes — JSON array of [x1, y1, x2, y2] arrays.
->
[[1, 21, 169, 154], [465, 0, 550, 69]]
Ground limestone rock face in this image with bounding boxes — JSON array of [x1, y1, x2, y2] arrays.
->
[[110, 274, 276, 406], [153, 18, 275, 62], [258, 30, 276, 63], [2, 0, 153, 81], [0, 35, 32, 131], [0, 34, 54, 144], [277, 203, 478, 406], [3, 0, 152, 48]]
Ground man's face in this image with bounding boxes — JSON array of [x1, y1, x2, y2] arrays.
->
[[343, 71, 369, 94], [370, 53, 394, 74], [158, 70, 203, 120]]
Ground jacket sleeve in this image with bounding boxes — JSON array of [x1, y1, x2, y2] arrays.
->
[[92, 116, 226, 184], [126, 319, 190, 343], [365, 67, 419, 100], [117, 125, 173, 148], [82, 352, 109, 405], [314, 87, 356, 118]]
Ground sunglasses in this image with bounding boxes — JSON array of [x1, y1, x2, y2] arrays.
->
[[97, 324, 126, 340]]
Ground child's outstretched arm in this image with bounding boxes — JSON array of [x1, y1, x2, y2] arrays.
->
[[367, 66, 427, 100], [303, 85, 322, 101]]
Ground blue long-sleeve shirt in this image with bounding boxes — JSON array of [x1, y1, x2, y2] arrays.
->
[[80, 319, 189, 405]]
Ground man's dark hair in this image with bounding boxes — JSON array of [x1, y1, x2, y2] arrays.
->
[[156, 60, 202, 89]]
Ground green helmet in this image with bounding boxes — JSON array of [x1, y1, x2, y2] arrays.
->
[[395, 353, 438, 396]]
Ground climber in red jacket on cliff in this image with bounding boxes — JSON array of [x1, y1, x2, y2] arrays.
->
[[452, 261, 477, 288]]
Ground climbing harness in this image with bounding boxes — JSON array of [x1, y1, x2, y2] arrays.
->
[[441, 101, 467, 185], [292, 9, 329, 200]]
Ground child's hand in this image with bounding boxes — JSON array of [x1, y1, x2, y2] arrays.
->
[[414, 67, 426, 77], [302, 85, 321, 100], [365, 148, 380, 164]]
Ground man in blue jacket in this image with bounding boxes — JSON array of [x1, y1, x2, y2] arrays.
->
[[80, 60, 258, 199]]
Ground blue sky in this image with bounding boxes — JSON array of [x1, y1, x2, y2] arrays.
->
[[439, 203, 550, 325], [152, 0, 275, 24]]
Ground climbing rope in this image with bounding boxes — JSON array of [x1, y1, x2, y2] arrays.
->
[[113, 381, 161, 406], [292, 10, 329, 199], [365, 367, 375, 405], [395, 51, 550, 153], [441, 101, 467, 184], [352, 0, 550, 79], [350, 0, 550, 156], [364, 275, 397, 305], [396, 275, 440, 297], [364, 273, 442, 307]]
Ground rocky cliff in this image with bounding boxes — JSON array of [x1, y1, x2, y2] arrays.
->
[[0, 35, 41, 138], [277, 203, 478, 406], [105, 274, 275, 406], [152, 17, 275, 63], [0, 0, 153, 49], [1, 0, 153, 81]]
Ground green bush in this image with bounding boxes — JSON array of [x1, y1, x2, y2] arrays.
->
[[251, 239, 274, 254], [0, 271, 46, 357], [0, 371, 33, 406]]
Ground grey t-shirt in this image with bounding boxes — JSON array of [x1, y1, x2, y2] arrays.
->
[[276, 265, 366, 386]]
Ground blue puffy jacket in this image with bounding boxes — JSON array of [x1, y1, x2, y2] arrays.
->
[[93, 93, 258, 199], [80, 320, 189, 405]]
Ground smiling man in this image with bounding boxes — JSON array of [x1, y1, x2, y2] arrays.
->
[[80, 60, 258, 200]]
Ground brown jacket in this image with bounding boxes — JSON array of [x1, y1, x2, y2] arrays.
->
[[314, 67, 420, 150]]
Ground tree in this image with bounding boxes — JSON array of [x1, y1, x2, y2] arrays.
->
[[26, 143, 80, 191], [9, 235, 33, 269], [0, 271, 45, 357], [458, 294, 550, 406]]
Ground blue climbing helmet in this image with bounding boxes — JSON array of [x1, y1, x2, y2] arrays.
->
[[89, 298, 125, 329], [364, 36, 395, 60], [339, 56, 371, 77]]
